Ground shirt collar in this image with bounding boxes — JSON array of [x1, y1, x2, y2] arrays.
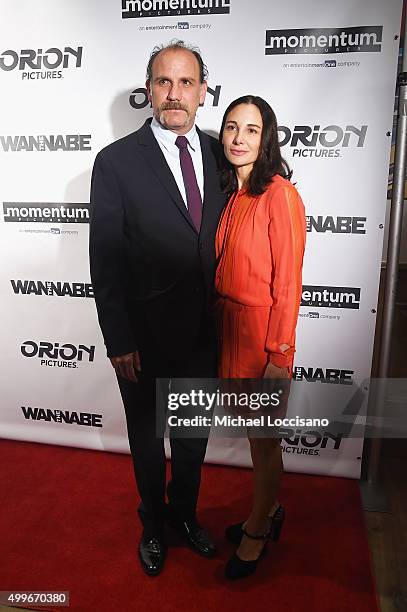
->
[[151, 116, 198, 152]]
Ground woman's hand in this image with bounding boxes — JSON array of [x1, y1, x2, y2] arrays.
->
[[263, 361, 290, 379]]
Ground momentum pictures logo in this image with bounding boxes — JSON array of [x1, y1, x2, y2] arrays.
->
[[11, 280, 94, 298], [265, 26, 382, 55], [0, 47, 83, 80], [299, 311, 341, 322], [122, 0, 230, 18], [3, 203, 90, 223], [20, 340, 95, 368], [301, 286, 361, 309]]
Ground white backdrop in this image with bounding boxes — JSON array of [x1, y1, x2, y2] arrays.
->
[[0, 0, 402, 478]]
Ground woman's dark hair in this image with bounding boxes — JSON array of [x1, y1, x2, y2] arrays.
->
[[219, 95, 292, 196]]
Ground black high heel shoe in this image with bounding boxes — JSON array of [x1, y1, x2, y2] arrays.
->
[[225, 504, 285, 546], [224, 521, 245, 546], [270, 504, 285, 542], [224, 527, 271, 580]]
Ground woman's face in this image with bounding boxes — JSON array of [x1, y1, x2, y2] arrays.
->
[[222, 103, 263, 173]]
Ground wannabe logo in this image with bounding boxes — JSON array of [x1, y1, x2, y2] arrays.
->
[[306, 216, 366, 234], [301, 285, 361, 309], [3, 202, 90, 223], [0, 46, 83, 80], [11, 280, 94, 298], [20, 340, 95, 369], [293, 366, 354, 384], [21, 406, 103, 428], [278, 124, 367, 158], [0, 134, 91, 152], [265, 26, 382, 55], [281, 428, 343, 456], [122, 0, 230, 18]]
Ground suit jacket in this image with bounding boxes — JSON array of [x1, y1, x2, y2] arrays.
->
[[89, 118, 226, 363]]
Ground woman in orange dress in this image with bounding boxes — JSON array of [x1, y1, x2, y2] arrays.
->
[[215, 95, 306, 579]]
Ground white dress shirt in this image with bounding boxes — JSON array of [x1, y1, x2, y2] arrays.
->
[[150, 116, 204, 208]]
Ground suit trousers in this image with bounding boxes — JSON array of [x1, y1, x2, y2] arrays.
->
[[117, 323, 217, 536]]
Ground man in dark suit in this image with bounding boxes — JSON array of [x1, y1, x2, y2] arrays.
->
[[89, 41, 225, 576]]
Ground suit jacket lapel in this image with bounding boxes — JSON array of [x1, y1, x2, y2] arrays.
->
[[136, 119, 197, 233]]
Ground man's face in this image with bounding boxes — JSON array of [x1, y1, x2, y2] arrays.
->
[[146, 48, 207, 135]]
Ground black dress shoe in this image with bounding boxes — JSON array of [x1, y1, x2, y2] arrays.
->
[[168, 519, 217, 558], [138, 532, 166, 576], [225, 527, 270, 580]]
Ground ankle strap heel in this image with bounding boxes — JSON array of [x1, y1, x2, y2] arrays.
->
[[242, 527, 271, 541], [225, 526, 271, 580]]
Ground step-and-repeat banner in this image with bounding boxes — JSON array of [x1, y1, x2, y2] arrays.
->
[[0, 0, 401, 478]]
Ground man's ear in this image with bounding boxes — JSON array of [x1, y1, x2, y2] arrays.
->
[[146, 79, 152, 103]]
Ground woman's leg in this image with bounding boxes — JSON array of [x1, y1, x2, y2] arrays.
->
[[237, 436, 283, 560]]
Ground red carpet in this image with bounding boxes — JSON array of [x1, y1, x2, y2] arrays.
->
[[0, 440, 378, 612]]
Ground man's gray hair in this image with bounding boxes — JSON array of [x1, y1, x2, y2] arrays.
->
[[146, 39, 208, 83]]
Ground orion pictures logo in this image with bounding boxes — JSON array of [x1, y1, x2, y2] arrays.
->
[[265, 26, 382, 55], [278, 125, 367, 158], [129, 85, 221, 109], [0, 134, 91, 152], [20, 340, 95, 369], [11, 280, 94, 298], [281, 428, 344, 456], [22, 406, 103, 428], [122, 0, 230, 18], [301, 286, 361, 309], [306, 216, 366, 234], [0, 46, 83, 80], [3, 203, 90, 224]]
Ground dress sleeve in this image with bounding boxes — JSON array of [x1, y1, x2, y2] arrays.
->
[[265, 183, 306, 369]]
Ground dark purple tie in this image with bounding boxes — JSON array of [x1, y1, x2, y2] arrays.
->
[[175, 135, 202, 232]]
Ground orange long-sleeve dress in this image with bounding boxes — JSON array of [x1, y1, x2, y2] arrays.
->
[[215, 174, 306, 378]]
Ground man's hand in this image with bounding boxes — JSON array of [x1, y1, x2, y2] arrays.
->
[[110, 351, 141, 383], [263, 361, 290, 379]]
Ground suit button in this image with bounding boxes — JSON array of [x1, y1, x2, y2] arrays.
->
[[199, 242, 204, 251], [195, 286, 201, 293]]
